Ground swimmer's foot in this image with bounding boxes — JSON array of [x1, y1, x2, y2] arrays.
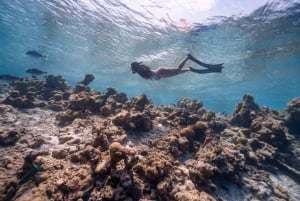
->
[[189, 66, 223, 74], [187, 53, 224, 69]]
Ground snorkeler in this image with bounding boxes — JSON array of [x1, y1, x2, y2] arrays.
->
[[131, 53, 224, 80]]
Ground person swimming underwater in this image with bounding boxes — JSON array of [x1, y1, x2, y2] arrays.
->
[[131, 53, 224, 80]]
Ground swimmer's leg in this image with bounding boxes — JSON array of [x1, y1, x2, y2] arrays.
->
[[189, 66, 223, 74], [187, 54, 224, 69], [177, 56, 190, 70]]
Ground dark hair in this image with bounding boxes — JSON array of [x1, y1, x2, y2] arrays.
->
[[131, 62, 153, 79]]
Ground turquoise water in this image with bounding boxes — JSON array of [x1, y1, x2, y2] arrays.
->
[[0, 0, 299, 114]]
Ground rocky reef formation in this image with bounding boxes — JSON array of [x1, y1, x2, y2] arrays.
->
[[2, 75, 71, 110], [74, 73, 95, 93], [286, 98, 300, 135], [0, 75, 299, 201]]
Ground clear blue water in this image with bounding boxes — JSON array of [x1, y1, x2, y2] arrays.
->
[[0, 0, 300, 114]]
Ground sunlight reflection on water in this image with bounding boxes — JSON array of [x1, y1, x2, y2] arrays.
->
[[0, 0, 299, 113]]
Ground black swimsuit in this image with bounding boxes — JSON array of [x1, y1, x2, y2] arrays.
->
[[150, 70, 160, 80]]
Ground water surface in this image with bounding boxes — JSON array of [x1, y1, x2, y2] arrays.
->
[[0, 0, 299, 113]]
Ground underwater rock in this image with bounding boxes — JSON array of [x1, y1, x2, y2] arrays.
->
[[47, 93, 70, 111], [77, 73, 95, 86], [0, 129, 20, 146], [105, 87, 117, 96], [69, 146, 101, 165], [99, 95, 124, 117], [69, 92, 90, 111], [1, 78, 300, 201], [194, 140, 245, 177], [109, 142, 136, 167], [0, 104, 14, 113], [94, 133, 110, 151], [29, 137, 45, 149], [230, 94, 261, 127], [192, 121, 209, 142], [110, 92, 128, 104], [174, 190, 214, 201], [74, 83, 91, 93], [154, 121, 208, 156], [3, 94, 36, 108], [99, 104, 115, 116], [156, 164, 216, 201], [93, 125, 127, 151], [185, 160, 215, 184], [98, 93, 127, 117], [133, 150, 172, 183], [94, 160, 110, 177], [251, 117, 289, 148], [93, 167, 140, 201], [11, 78, 45, 96], [9, 90, 20, 98], [0, 179, 18, 201], [74, 74, 95, 93], [56, 109, 84, 125], [89, 93, 106, 112], [58, 136, 74, 144], [179, 126, 195, 139], [165, 105, 207, 126], [286, 98, 300, 134], [56, 166, 93, 201], [208, 115, 228, 133], [52, 149, 69, 159], [128, 93, 151, 111], [44, 75, 70, 91], [67, 87, 128, 117], [51, 91, 63, 101], [2, 76, 72, 109], [177, 98, 203, 112], [91, 142, 139, 200], [112, 110, 152, 131]]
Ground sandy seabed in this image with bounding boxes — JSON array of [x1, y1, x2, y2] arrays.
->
[[0, 74, 300, 201]]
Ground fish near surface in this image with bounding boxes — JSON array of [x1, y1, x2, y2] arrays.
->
[[26, 50, 47, 59], [26, 68, 47, 75]]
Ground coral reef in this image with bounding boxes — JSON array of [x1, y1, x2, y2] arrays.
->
[[0, 75, 299, 201], [230, 93, 261, 127], [0, 128, 20, 146], [286, 98, 300, 134], [2, 75, 71, 110], [74, 73, 95, 93]]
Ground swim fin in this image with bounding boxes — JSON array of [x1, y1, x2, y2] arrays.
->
[[189, 66, 223, 74], [188, 54, 224, 69]]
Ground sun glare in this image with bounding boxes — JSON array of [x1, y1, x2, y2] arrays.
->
[[78, 0, 217, 28]]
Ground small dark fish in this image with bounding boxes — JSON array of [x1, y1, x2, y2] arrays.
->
[[0, 74, 20, 81], [26, 50, 47, 59], [221, 185, 229, 192], [26, 68, 47, 75], [18, 163, 42, 185]]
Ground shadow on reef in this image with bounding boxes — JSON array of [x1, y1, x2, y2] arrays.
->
[[0, 74, 300, 201]]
